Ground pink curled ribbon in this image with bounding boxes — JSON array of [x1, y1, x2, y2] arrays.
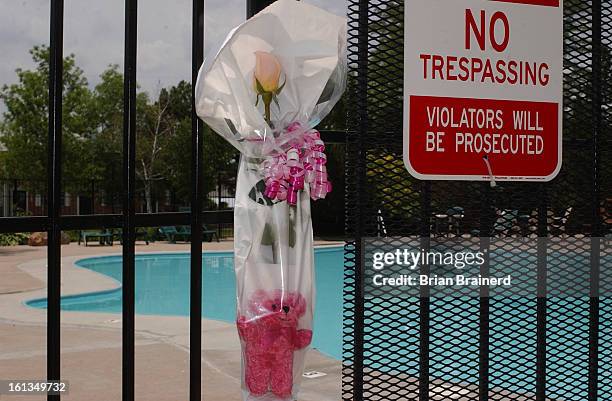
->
[[261, 122, 332, 206]]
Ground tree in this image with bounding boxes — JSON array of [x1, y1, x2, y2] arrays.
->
[[160, 81, 238, 207], [136, 89, 174, 213], [89, 74, 239, 213], [0, 45, 97, 193], [0, 46, 263, 216], [312, 75, 350, 236], [90, 65, 125, 209]]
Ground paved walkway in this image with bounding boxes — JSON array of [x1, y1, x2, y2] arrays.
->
[[0, 241, 342, 401]]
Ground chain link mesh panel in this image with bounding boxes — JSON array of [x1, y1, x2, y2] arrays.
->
[[343, 0, 609, 400], [598, 0, 612, 398]]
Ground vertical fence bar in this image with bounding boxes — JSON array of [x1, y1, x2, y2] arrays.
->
[[47, 1, 64, 400], [353, 0, 368, 398], [589, 237, 601, 401], [479, 265, 490, 401], [479, 184, 491, 401], [589, 1, 601, 400], [536, 188, 547, 401], [122, 0, 138, 399], [246, 0, 274, 19], [343, 0, 364, 398], [190, 0, 204, 399], [419, 182, 431, 401], [354, 236, 365, 401]]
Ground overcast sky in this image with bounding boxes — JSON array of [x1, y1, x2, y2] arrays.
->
[[0, 0, 345, 113]]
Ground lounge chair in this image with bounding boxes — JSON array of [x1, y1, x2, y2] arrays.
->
[[203, 225, 219, 242], [178, 225, 191, 236], [79, 230, 113, 246], [111, 228, 150, 245], [159, 226, 190, 243], [179, 225, 219, 242]]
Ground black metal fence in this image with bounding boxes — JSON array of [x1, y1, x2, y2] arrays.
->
[[0, 0, 224, 400], [0, 1, 343, 401], [0, 178, 236, 216], [344, 1, 610, 400], [2, 0, 610, 400], [0, 178, 236, 240]]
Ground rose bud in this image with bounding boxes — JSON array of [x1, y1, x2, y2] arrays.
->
[[254, 51, 282, 93]]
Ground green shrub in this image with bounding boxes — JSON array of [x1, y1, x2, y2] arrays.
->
[[0, 232, 30, 246], [65, 230, 81, 242]]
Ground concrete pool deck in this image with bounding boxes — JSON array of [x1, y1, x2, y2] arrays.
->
[[0, 241, 343, 401]]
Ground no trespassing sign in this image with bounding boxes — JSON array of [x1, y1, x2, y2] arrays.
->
[[403, 0, 563, 181]]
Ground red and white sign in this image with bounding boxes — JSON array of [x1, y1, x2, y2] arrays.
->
[[404, 0, 563, 181]]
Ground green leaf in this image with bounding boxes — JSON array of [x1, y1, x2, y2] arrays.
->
[[255, 78, 265, 94], [275, 77, 286, 95], [289, 205, 296, 248], [248, 179, 274, 206], [261, 223, 275, 246], [317, 74, 335, 104]]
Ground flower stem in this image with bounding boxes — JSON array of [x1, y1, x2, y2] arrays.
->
[[264, 100, 271, 126]]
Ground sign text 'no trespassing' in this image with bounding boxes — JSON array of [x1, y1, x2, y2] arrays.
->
[[404, 0, 563, 181]]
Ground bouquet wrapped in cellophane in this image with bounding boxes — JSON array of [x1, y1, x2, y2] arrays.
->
[[195, 1, 346, 400]]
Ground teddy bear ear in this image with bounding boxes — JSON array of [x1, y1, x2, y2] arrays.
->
[[249, 290, 269, 308], [291, 292, 307, 316], [271, 289, 284, 301], [251, 289, 268, 300]]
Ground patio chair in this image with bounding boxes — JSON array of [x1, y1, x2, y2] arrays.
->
[[517, 211, 535, 237], [376, 209, 388, 238], [446, 206, 465, 236], [603, 201, 612, 244], [494, 210, 520, 236], [79, 230, 113, 246], [431, 212, 450, 237], [159, 226, 190, 243], [470, 210, 519, 237], [203, 224, 219, 242], [549, 207, 572, 236]]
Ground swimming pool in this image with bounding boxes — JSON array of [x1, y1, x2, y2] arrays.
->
[[27, 247, 344, 360], [27, 247, 609, 399]]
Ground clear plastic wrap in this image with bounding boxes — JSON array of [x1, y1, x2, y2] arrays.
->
[[194, 1, 347, 400]]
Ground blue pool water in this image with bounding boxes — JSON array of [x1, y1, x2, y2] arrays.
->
[[27, 247, 344, 359]]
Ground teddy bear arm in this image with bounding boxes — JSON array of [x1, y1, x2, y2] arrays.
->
[[294, 329, 313, 349], [236, 317, 253, 341]]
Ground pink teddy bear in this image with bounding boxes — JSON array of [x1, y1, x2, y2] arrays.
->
[[237, 290, 313, 399]]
